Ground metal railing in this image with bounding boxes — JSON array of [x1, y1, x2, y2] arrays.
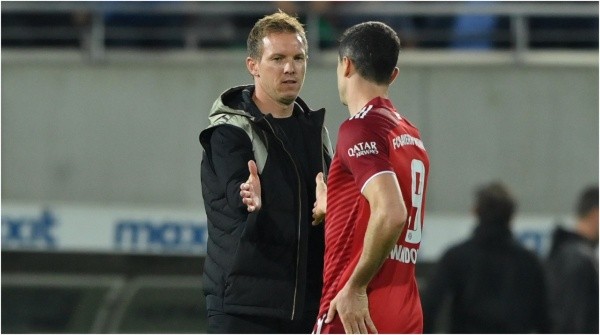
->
[[1, 1, 598, 64]]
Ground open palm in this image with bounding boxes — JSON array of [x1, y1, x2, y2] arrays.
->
[[240, 160, 261, 212]]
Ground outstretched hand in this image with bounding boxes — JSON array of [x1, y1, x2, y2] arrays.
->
[[312, 172, 327, 225], [240, 160, 261, 212]]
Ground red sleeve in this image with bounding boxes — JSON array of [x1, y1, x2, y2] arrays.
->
[[338, 113, 393, 193]]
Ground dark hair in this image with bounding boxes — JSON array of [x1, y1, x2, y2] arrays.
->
[[474, 181, 517, 226], [247, 10, 307, 60], [338, 21, 400, 85], [576, 185, 599, 218]]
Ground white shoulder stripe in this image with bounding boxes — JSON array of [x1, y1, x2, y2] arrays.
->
[[350, 105, 373, 120], [360, 170, 396, 194]]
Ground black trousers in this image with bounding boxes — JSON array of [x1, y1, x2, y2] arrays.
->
[[207, 310, 318, 334]]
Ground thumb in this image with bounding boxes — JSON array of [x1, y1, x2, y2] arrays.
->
[[325, 302, 337, 324], [248, 160, 258, 180]]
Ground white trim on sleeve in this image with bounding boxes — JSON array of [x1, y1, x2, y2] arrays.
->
[[360, 170, 395, 194]]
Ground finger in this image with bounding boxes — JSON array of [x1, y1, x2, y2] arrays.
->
[[248, 160, 258, 179], [316, 172, 324, 184], [337, 315, 349, 334], [240, 183, 249, 191], [241, 191, 255, 199], [316, 172, 326, 193], [341, 318, 354, 335], [366, 315, 378, 334], [247, 205, 255, 212], [357, 319, 368, 334]]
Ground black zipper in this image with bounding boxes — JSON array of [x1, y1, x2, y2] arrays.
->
[[264, 117, 303, 320]]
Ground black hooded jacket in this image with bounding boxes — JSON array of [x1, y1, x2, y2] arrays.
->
[[199, 85, 332, 320], [422, 222, 550, 333], [546, 226, 599, 334]]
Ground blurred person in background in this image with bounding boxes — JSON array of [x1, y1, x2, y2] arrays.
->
[[422, 181, 549, 333], [273, 1, 339, 49], [311, 21, 430, 333], [199, 10, 333, 334], [275, 1, 419, 50], [449, 1, 502, 50], [546, 185, 599, 334]]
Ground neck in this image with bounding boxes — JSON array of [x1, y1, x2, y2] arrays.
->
[[346, 79, 389, 117], [253, 89, 294, 118]]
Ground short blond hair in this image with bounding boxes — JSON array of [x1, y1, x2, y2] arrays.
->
[[247, 10, 307, 59]]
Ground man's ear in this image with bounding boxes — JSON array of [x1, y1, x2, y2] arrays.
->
[[246, 57, 259, 77], [342, 56, 353, 78], [389, 67, 400, 85]]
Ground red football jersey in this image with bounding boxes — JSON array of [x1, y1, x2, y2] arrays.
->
[[315, 97, 429, 334]]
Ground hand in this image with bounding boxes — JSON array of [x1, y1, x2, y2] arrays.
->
[[325, 284, 377, 334], [240, 160, 261, 212], [312, 172, 327, 225]]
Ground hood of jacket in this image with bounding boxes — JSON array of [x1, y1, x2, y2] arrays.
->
[[207, 84, 320, 126], [207, 85, 260, 125], [201, 85, 325, 148]]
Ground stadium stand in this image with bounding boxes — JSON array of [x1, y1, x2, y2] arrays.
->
[[2, 1, 598, 58]]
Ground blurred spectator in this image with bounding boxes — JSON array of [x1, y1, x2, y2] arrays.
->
[[422, 181, 549, 333], [333, 2, 419, 49], [450, 2, 503, 50], [100, 1, 186, 49], [545, 185, 599, 334], [274, 1, 419, 50], [273, 1, 338, 49]]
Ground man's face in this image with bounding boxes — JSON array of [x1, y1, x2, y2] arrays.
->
[[251, 32, 306, 106]]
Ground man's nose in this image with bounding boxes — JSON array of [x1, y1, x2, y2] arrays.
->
[[284, 60, 295, 74]]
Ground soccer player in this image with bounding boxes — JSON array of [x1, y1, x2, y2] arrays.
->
[[312, 21, 430, 334]]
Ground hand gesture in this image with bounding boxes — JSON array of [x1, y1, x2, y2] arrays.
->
[[325, 284, 377, 334], [240, 160, 261, 212], [312, 172, 327, 225]]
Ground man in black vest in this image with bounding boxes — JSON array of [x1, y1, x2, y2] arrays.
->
[[199, 10, 332, 334]]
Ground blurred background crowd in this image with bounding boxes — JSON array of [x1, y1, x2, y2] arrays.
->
[[2, 1, 598, 54]]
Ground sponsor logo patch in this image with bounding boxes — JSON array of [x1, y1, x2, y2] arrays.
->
[[347, 141, 379, 157]]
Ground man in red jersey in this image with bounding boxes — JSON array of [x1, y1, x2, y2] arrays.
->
[[311, 21, 430, 334]]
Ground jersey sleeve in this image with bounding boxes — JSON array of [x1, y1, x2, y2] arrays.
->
[[338, 113, 393, 193]]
